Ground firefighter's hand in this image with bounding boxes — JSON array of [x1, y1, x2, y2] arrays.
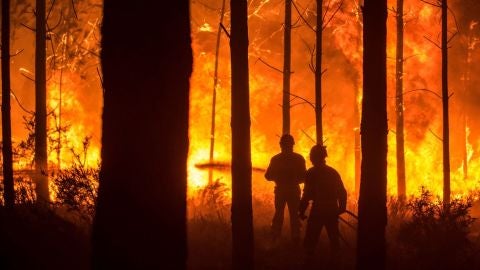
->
[[299, 212, 308, 220]]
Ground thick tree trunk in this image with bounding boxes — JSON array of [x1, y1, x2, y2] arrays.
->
[[396, 0, 406, 200], [209, 0, 227, 184], [230, 0, 254, 269], [282, 0, 291, 135], [315, 0, 323, 144], [35, 0, 49, 203], [356, 1, 388, 269], [92, 1, 191, 269], [2, 0, 15, 208], [442, 0, 450, 205]]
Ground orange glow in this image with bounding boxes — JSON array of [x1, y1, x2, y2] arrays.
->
[[188, 0, 480, 200]]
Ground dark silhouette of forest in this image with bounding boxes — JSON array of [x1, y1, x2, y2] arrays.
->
[[1, 1, 480, 270]]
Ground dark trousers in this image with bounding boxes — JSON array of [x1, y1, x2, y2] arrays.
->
[[303, 214, 339, 255], [271, 186, 301, 240]]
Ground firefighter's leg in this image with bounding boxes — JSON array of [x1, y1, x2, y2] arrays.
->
[[303, 217, 323, 258], [272, 188, 287, 239], [287, 187, 301, 243], [325, 217, 340, 257]]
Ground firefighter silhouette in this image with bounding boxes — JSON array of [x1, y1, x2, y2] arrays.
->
[[265, 134, 306, 242], [299, 144, 347, 260]]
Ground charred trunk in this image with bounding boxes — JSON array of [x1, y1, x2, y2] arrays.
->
[[356, 0, 388, 269], [230, 0, 254, 269], [209, 0, 227, 184], [92, 1, 191, 268], [282, 0, 291, 135], [315, 0, 323, 144], [396, 0, 406, 200], [442, 0, 451, 205], [2, 0, 15, 208], [35, 0, 49, 203]]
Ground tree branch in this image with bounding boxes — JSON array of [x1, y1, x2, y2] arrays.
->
[[402, 88, 442, 99], [256, 58, 284, 74], [291, 0, 316, 32], [323, 0, 343, 30], [220, 23, 230, 38], [10, 89, 34, 115], [424, 35, 441, 49], [286, 91, 315, 109]]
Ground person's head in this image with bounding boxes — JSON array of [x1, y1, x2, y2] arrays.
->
[[310, 144, 328, 166], [279, 134, 295, 152]]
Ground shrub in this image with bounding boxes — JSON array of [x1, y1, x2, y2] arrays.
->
[[396, 188, 476, 270]]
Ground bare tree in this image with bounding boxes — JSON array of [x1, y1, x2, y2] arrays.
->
[[92, 1, 191, 268], [356, 0, 388, 269], [283, 0, 292, 135], [441, 0, 451, 205], [35, 0, 49, 203], [315, 0, 323, 143], [396, 0, 406, 200], [230, 0, 254, 269], [209, 0, 227, 184], [2, 0, 15, 208]]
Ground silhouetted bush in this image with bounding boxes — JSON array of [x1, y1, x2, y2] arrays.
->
[[52, 164, 99, 223], [396, 188, 476, 270]]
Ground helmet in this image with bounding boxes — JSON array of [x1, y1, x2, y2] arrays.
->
[[310, 144, 328, 164], [279, 134, 295, 147]]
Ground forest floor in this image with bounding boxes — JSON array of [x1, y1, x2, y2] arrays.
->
[[1, 195, 480, 270]]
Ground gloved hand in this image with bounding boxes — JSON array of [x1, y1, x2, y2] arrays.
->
[[298, 212, 308, 220]]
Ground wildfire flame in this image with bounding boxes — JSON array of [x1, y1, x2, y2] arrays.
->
[[188, 0, 480, 200]]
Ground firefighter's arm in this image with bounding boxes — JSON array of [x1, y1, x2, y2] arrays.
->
[[299, 174, 313, 219], [337, 174, 347, 214], [264, 158, 277, 181], [297, 156, 307, 184]]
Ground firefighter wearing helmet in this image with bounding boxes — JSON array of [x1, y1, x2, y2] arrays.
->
[[265, 134, 306, 243], [299, 144, 347, 263]]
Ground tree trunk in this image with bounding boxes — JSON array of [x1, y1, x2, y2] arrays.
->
[[209, 0, 227, 184], [282, 0, 291, 135], [35, 0, 49, 203], [356, 0, 388, 269], [442, 0, 450, 205], [230, 0, 254, 269], [2, 0, 15, 208], [354, 84, 361, 199], [315, 0, 323, 144], [92, 1, 191, 268], [354, 21, 362, 199], [396, 0, 406, 200]]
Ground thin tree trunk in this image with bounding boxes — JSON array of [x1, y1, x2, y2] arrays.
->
[[35, 0, 49, 203], [282, 0, 291, 135], [396, 0, 406, 200], [2, 0, 15, 208], [315, 0, 323, 144], [354, 20, 362, 199], [92, 1, 191, 268], [230, 0, 254, 269], [442, 0, 450, 205], [209, 0, 227, 184], [354, 84, 361, 199], [356, 0, 388, 269]]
